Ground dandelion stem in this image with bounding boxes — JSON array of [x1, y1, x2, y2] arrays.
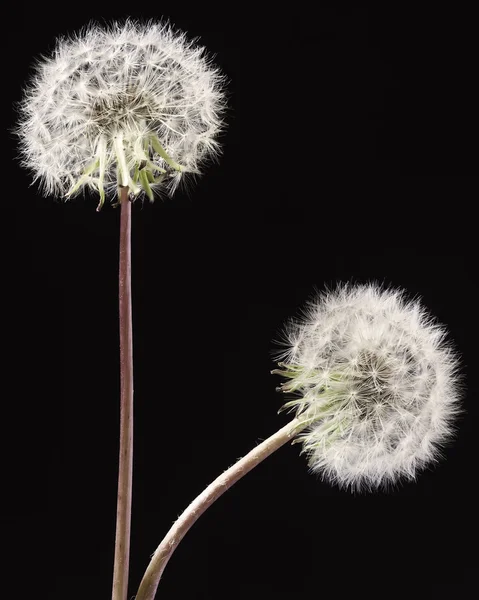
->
[[134, 415, 310, 600], [112, 186, 134, 600]]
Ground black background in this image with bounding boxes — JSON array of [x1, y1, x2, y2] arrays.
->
[[9, 5, 477, 599]]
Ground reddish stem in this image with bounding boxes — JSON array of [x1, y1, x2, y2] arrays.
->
[[112, 187, 134, 600]]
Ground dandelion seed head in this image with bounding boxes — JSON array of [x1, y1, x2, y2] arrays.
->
[[16, 19, 227, 205], [275, 284, 462, 491]]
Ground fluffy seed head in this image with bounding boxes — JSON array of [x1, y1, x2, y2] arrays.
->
[[274, 284, 461, 491], [16, 19, 226, 207]]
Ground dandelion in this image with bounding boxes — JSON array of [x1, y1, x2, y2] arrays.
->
[[134, 283, 461, 600], [274, 283, 461, 490], [17, 20, 227, 600], [17, 19, 226, 209]]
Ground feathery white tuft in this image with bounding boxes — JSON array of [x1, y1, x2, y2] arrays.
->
[[16, 20, 226, 207], [274, 284, 461, 491]]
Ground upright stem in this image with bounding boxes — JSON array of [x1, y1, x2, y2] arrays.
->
[[112, 187, 134, 600], [134, 416, 307, 600]]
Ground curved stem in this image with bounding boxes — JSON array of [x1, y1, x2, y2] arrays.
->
[[112, 187, 134, 600], [134, 416, 308, 600]]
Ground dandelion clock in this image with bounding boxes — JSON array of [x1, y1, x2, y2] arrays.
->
[[16, 19, 226, 600], [134, 284, 461, 600], [17, 20, 226, 208]]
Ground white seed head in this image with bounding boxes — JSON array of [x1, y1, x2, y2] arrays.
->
[[275, 284, 462, 491], [16, 19, 226, 207]]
